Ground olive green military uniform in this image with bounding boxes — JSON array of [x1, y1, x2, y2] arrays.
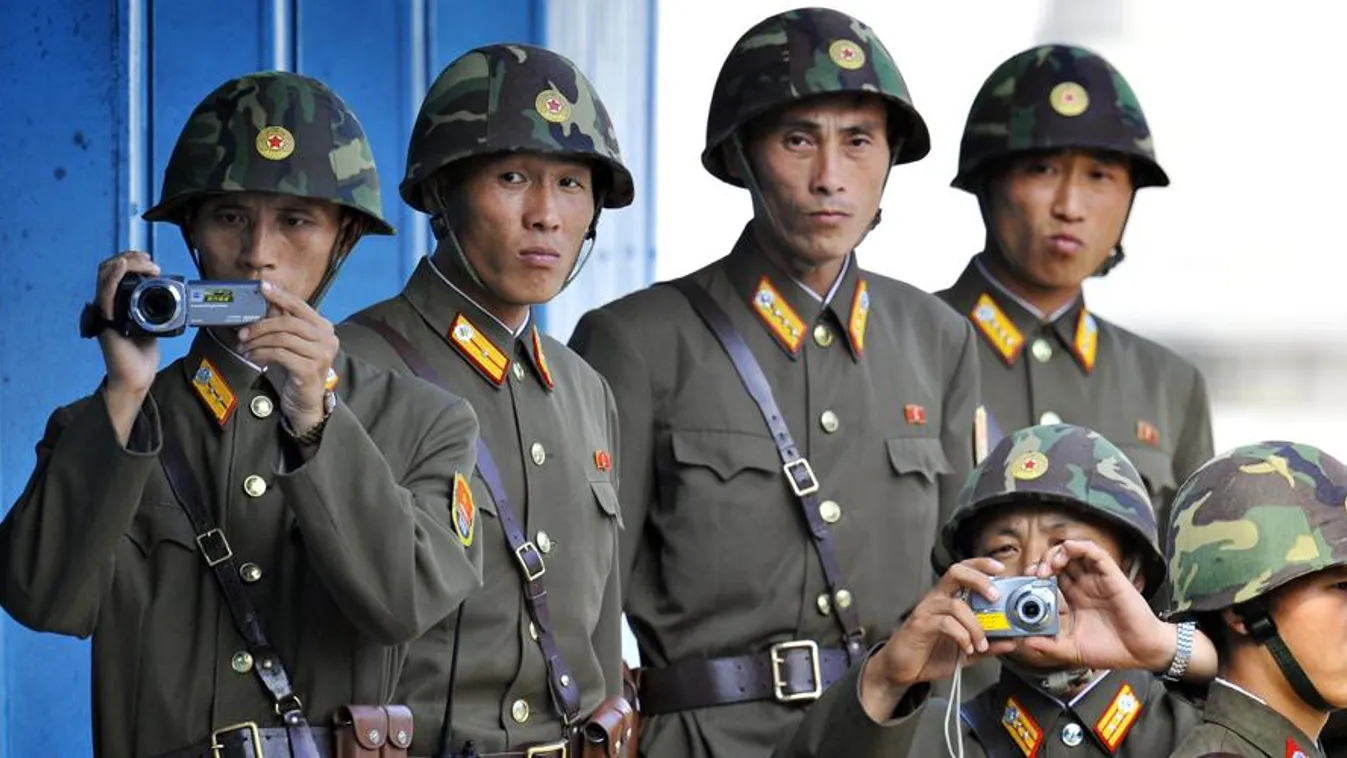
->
[[1167, 681, 1323, 758], [940, 258, 1212, 508], [339, 262, 622, 753], [0, 71, 484, 757], [1165, 442, 1347, 758], [570, 228, 978, 757], [338, 43, 636, 754], [569, 10, 973, 755], [0, 334, 480, 757]]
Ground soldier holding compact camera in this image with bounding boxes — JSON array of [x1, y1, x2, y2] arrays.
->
[[777, 424, 1217, 757]]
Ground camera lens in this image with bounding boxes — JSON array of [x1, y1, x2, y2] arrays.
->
[[1019, 599, 1043, 622], [1012, 588, 1053, 628], [138, 284, 179, 326]]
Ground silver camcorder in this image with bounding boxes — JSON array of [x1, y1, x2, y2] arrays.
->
[[969, 576, 1059, 638], [113, 274, 267, 338]]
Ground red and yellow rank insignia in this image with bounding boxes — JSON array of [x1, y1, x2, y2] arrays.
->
[[191, 358, 237, 426], [530, 325, 555, 389], [1094, 682, 1142, 752], [594, 449, 612, 473], [451, 473, 475, 547], [751, 277, 805, 355], [448, 313, 509, 386], [903, 403, 927, 426], [1136, 420, 1160, 447], [1071, 309, 1098, 374], [847, 279, 870, 356], [1287, 738, 1310, 758], [255, 125, 295, 161], [1000, 697, 1042, 757], [971, 293, 1024, 365]]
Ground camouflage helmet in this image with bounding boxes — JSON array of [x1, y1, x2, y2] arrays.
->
[[952, 44, 1169, 192], [143, 71, 394, 235], [702, 7, 930, 186], [940, 424, 1166, 598], [401, 44, 634, 213], [1165, 442, 1347, 620]]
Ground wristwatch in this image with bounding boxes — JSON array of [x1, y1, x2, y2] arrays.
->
[[1162, 621, 1196, 681], [287, 390, 337, 447]]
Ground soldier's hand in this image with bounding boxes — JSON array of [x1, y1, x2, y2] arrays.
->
[[239, 282, 338, 435], [858, 558, 1018, 722], [1016, 539, 1173, 672], [95, 251, 161, 445]]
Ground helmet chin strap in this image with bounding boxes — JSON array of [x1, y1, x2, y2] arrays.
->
[[975, 179, 1135, 281], [428, 189, 606, 302], [729, 133, 902, 274], [1002, 657, 1094, 699], [1239, 603, 1334, 712]]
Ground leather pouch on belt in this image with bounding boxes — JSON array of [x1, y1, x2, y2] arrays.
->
[[333, 704, 414, 758], [582, 696, 636, 758]]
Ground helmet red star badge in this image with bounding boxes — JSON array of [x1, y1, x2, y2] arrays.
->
[[535, 89, 572, 124], [1011, 451, 1050, 481], [1049, 82, 1089, 117], [828, 39, 866, 70], [255, 125, 296, 160]]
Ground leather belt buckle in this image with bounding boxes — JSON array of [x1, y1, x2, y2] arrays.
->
[[514, 541, 547, 582], [196, 528, 234, 567], [782, 458, 819, 497], [525, 739, 568, 758], [769, 640, 823, 703], [210, 721, 262, 758]]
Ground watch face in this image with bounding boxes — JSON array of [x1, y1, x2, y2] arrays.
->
[[323, 390, 338, 414]]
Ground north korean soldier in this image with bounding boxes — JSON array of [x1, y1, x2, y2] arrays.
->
[[940, 43, 1215, 699], [779, 423, 1215, 757], [1164, 442, 1347, 758], [0, 72, 483, 757], [568, 7, 979, 757], [337, 45, 634, 757], [939, 43, 1213, 524]]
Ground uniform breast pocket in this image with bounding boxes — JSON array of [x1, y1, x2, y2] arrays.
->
[[126, 502, 199, 562], [667, 429, 780, 492], [875, 437, 954, 563], [590, 479, 622, 530], [885, 437, 953, 485]]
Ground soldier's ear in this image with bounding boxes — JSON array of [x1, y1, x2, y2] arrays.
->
[[1222, 607, 1250, 637]]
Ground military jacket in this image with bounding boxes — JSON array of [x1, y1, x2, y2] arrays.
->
[[568, 225, 979, 757], [338, 258, 623, 754], [1167, 680, 1323, 758], [939, 256, 1212, 513], [0, 332, 481, 757]]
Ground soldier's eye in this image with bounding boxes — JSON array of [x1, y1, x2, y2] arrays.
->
[[500, 171, 526, 184], [559, 176, 584, 189]]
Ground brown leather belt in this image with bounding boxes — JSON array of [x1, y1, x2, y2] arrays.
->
[[158, 724, 334, 758], [638, 641, 850, 714]]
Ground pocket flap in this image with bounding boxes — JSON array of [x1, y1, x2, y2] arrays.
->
[[590, 480, 623, 529], [385, 704, 414, 749], [669, 430, 779, 480], [334, 704, 388, 749], [126, 503, 199, 557], [886, 437, 953, 483]]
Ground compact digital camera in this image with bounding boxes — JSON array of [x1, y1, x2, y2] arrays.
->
[[969, 576, 1060, 638], [110, 274, 268, 338]]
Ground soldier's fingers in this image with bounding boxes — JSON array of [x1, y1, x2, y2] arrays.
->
[[242, 332, 329, 364], [937, 615, 979, 656], [259, 281, 321, 320], [241, 315, 328, 344], [944, 594, 993, 653], [941, 561, 1002, 603]]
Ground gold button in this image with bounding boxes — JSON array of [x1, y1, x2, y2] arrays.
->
[[812, 324, 834, 347], [529, 622, 539, 640], [243, 475, 267, 498], [817, 593, 832, 616], [1039, 411, 1063, 426], [530, 442, 547, 466], [510, 699, 530, 724], [536, 531, 553, 554], [835, 589, 853, 610], [819, 500, 841, 524], [512, 362, 526, 381], [820, 410, 840, 434], [231, 651, 254, 674], [239, 563, 263, 583], [249, 395, 274, 419], [1031, 338, 1054, 363]]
